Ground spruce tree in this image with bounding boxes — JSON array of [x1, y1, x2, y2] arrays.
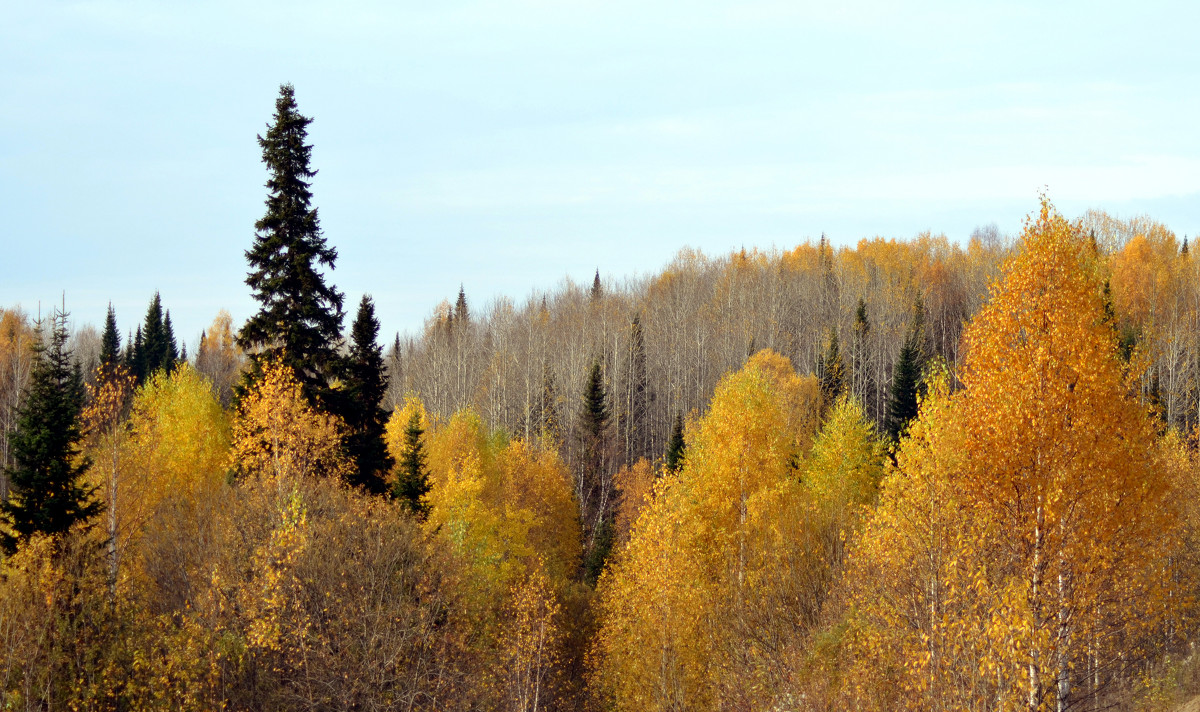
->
[[237, 83, 345, 407], [343, 295, 393, 495], [579, 357, 613, 583], [664, 412, 685, 475], [393, 409, 430, 517], [140, 292, 167, 381], [885, 296, 927, 442], [1, 308, 100, 554], [163, 311, 179, 370], [536, 358, 560, 442], [131, 325, 146, 383], [100, 303, 121, 368], [852, 297, 870, 403], [454, 285, 469, 324], [817, 327, 845, 405], [590, 269, 603, 301], [620, 315, 650, 464]]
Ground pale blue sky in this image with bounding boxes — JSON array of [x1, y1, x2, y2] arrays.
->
[[2, 1, 1198, 345]]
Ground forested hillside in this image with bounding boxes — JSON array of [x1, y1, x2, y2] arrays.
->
[[2, 86, 1199, 711]]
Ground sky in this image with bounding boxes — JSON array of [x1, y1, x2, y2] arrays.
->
[[2, 1, 1198, 346]]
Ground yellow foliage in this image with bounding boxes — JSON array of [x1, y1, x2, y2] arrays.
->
[[592, 350, 834, 710], [230, 359, 350, 484], [843, 200, 1187, 711]]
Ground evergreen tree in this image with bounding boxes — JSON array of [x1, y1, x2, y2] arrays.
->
[[1, 308, 100, 554], [393, 409, 430, 517], [884, 297, 927, 442], [852, 297, 870, 401], [100, 303, 121, 367], [1183, 236, 1190, 257], [140, 292, 168, 382], [237, 83, 345, 407], [131, 325, 146, 383], [664, 412, 685, 475], [620, 315, 650, 465], [454, 285, 469, 324], [579, 357, 613, 582], [536, 358, 560, 442], [591, 269, 603, 301], [343, 295, 393, 495], [817, 327, 845, 405], [163, 310, 179, 370]]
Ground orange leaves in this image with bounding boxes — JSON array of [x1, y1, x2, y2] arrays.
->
[[844, 200, 1185, 710]]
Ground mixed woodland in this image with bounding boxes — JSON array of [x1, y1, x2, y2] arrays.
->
[[3, 85, 1200, 711]]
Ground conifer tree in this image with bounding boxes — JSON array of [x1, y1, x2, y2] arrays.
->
[[536, 359, 560, 442], [393, 409, 430, 517], [131, 325, 145, 383], [454, 285, 469, 325], [1, 308, 100, 554], [817, 327, 845, 405], [579, 357, 613, 583], [852, 297, 870, 402], [885, 296, 927, 441], [663, 412, 685, 475], [620, 315, 650, 465], [343, 295, 393, 495], [237, 83, 345, 407], [163, 311, 179, 369], [100, 303, 121, 368], [590, 269, 603, 301], [140, 292, 168, 382]]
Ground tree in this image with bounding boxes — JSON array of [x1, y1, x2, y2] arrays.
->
[[578, 357, 613, 583], [1, 308, 101, 554], [230, 358, 350, 483], [100, 303, 121, 367], [851, 297, 870, 403], [592, 351, 823, 710], [342, 295, 393, 495], [454, 285, 469, 325], [844, 201, 1185, 711], [817, 327, 845, 406], [136, 292, 173, 383], [163, 310, 179, 368], [884, 296, 927, 442], [393, 407, 430, 517], [81, 361, 136, 595], [664, 412, 685, 475], [195, 310, 244, 408], [591, 269, 603, 301], [237, 83, 345, 408], [619, 315, 650, 465]]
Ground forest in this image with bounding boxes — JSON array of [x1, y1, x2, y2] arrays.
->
[[2, 85, 1199, 711]]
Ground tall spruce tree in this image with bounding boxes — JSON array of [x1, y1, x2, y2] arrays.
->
[[620, 315, 650, 465], [163, 311, 179, 369], [342, 295, 393, 495], [237, 83, 345, 407], [393, 409, 430, 518], [100, 303, 121, 367], [1, 308, 100, 554], [140, 292, 168, 382], [817, 327, 845, 405], [884, 295, 927, 442], [580, 357, 613, 585], [131, 325, 145, 383], [664, 412, 685, 475]]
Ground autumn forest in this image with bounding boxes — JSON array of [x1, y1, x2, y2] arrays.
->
[[3, 85, 1200, 711]]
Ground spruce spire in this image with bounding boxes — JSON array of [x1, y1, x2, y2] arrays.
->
[[237, 83, 345, 407]]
